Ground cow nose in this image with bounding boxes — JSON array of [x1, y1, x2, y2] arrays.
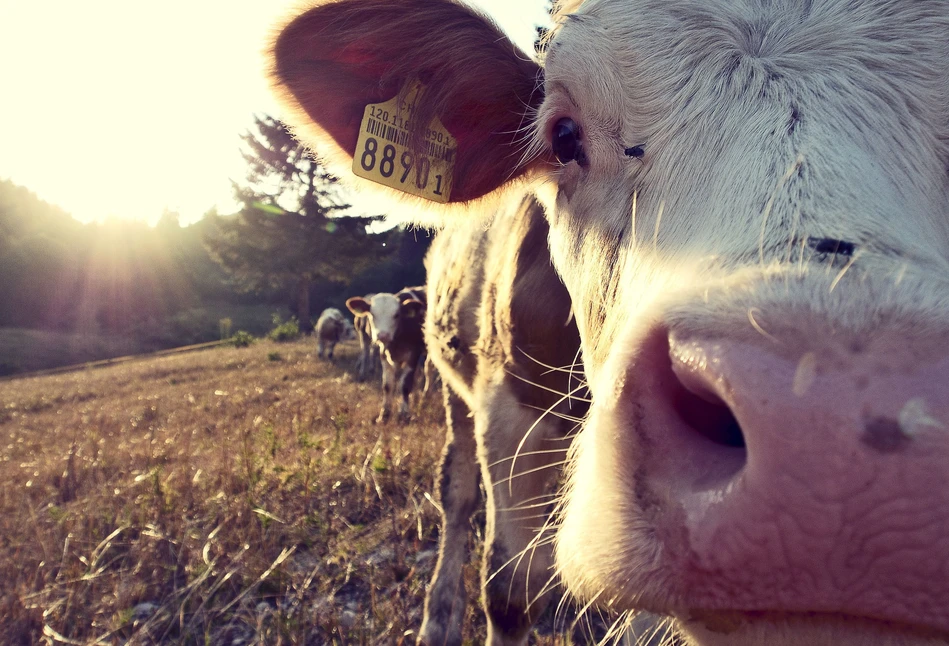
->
[[377, 331, 392, 344], [660, 331, 949, 480], [631, 326, 949, 624]]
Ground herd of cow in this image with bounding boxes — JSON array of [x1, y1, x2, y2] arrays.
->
[[315, 286, 431, 423], [269, 0, 949, 644]]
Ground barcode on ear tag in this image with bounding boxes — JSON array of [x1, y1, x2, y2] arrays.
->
[[353, 83, 455, 203]]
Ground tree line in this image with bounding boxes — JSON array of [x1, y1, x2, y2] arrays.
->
[[0, 115, 430, 371]]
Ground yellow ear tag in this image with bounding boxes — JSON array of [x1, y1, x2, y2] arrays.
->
[[353, 83, 455, 203]]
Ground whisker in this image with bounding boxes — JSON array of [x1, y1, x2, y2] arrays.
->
[[532, 563, 569, 616], [496, 490, 560, 508], [507, 494, 570, 612], [747, 307, 780, 345], [516, 345, 587, 377], [829, 248, 863, 293], [630, 190, 638, 248], [569, 342, 585, 412], [601, 609, 637, 645], [505, 370, 592, 402], [505, 381, 589, 495], [521, 403, 586, 423], [484, 531, 555, 589], [573, 589, 605, 645], [759, 153, 804, 266], [488, 447, 569, 469], [796, 234, 808, 277], [493, 460, 571, 488], [498, 366, 588, 502], [652, 200, 665, 252], [784, 208, 802, 265]]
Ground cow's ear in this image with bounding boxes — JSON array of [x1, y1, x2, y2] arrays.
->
[[270, 0, 544, 204], [401, 299, 425, 319], [346, 297, 371, 315]]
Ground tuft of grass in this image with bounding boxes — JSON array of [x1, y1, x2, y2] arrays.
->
[[228, 330, 255, 348], [267, 351, 282, 362], [268, 315, 300, 343]]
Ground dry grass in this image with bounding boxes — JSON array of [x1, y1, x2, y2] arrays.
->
[[0, 339, 606, 645]]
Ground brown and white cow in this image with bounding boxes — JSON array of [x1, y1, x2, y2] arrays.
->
[[420, 199, 584, 644], [347, 288, 427, 423], [272, 1, 949, 645], [315, 307, 347, 360]]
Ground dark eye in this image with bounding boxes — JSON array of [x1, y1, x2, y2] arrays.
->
[[551, 117, 584, 165]]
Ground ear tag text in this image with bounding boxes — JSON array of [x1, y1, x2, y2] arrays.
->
[[353, 83, 455, 203]]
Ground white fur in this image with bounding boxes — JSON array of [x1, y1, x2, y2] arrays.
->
[[365, 294, 401, 345], [542, 1, 949, 642]]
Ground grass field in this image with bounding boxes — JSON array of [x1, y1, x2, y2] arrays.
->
[[0, 338, 617, 645]]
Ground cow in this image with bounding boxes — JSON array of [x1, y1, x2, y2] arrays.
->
[[346, 288, 427, 423], [271, 1, 949, 645], [419, 202, 585, 643], [315, 307, 347, 359]]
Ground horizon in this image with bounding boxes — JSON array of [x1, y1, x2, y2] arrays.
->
[[0, 0, 550, 227]]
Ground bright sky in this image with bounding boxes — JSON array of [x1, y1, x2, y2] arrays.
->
[[0, 0, 549, 226]]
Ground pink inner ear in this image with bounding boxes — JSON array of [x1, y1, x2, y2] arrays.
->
[[346, 298, 371, 314]]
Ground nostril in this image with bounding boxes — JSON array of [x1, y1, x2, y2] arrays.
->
[[633, 329, 748, 490], [666, 337, 746, 449], [672, 378, 745, 448]]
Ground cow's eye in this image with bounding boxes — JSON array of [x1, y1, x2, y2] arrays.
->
[[551, 117, 584, 166]]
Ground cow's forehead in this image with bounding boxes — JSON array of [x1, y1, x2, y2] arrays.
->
[[547, 0, 949, 108], [370, 294, 401, 318], [541, 0, 949, 257]]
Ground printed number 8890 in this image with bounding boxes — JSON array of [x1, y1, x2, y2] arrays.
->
[[359, 136, 444, 196]]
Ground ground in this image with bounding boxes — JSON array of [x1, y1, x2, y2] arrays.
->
[[0, 339, 616, 645]]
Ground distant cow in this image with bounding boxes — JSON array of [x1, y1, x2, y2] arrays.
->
[[315, 307, 346, 359], [346, 288, 426, 423], [273, 1, 949, 645]]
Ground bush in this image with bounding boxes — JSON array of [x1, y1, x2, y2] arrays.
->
[[228, 330, 255, 348], [268, 314, 300, 343]]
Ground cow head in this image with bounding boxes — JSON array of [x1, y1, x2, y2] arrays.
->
[[346, 293, 423, 346], [274, 1, 949, 643]]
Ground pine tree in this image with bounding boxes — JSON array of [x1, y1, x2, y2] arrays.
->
[[204, 115, 389, 334]]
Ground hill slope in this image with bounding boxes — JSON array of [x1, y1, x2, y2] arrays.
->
[[0, 339, 619, 644]]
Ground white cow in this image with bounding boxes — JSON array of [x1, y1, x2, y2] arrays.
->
[[271, 1, 949, 645], [315, 307, 346, 359]]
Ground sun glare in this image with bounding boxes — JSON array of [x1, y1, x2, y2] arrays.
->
[[0, 0, 550, 226]]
